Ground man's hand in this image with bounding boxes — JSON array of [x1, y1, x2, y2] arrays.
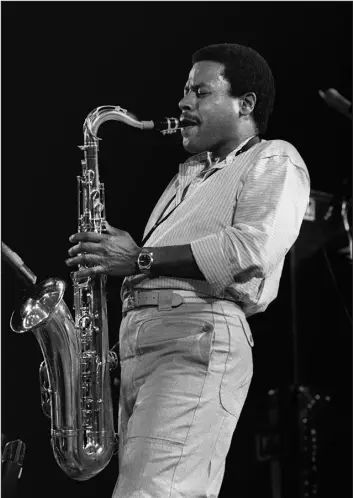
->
[[66, 222, 141, 279]]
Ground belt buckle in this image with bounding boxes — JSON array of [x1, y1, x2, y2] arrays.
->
[[158, 289, 174, 311]]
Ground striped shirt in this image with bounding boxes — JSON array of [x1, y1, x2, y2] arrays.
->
[[121, 138, 310, 316]]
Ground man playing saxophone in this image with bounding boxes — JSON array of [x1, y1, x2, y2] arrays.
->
[[66, 44, 310, 498]]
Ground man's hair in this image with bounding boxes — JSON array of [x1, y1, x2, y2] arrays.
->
[[192, 43, 275, 135]]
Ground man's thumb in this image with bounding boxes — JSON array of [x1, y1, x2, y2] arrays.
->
[[105, 221, 124, 236]]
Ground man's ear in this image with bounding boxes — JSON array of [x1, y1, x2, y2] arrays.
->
[[239, 92, 257, 116]]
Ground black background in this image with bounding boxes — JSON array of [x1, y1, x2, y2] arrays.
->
[[1, 2, 352, 497]]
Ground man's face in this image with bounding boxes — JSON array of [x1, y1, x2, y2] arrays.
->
[[179, 60, 241, 156]]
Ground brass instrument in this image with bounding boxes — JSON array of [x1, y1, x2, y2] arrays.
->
[[10, 106, 188, 480]]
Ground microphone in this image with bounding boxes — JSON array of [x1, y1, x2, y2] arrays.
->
[[1, 241, 37, 287], [319, 88, 352, 120]]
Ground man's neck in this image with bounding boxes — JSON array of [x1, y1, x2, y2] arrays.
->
[[210, 132, 257, 164]]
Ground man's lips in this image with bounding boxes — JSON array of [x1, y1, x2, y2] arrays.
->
[[180, 117, 201, 128], [183, 123, 199, 130], [181, 124, 199, 137]]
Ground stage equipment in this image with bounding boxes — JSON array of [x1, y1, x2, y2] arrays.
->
[[254, 386, 331, 498], [319, 88, 352, 120], [297, 189, 351, 263], [2, 439, 26, 498], [253, 187, 350, 497], [9, 106, 191, 481]]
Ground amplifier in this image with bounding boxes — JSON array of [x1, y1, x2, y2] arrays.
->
[[294, 189, 338, 265]]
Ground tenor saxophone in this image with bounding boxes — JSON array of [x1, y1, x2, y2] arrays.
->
[[10, 106, 189, 481]]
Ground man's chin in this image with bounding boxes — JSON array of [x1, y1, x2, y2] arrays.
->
[[182, 137, 206, 154]]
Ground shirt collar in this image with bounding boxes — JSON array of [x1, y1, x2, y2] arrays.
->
[[181, 135, 258, 173], [210, 135, 258, 169]]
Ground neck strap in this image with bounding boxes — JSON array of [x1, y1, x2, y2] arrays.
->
[[140, 135, 261, 247]]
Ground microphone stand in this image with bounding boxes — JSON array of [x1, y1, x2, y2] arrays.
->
[[1, 439, 26, 498]]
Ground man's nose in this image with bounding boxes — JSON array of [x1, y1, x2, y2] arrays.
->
[[178, 93, 195, 111]]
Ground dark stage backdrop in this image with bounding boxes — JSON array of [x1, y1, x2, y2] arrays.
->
[[1, 2, 351, 498]]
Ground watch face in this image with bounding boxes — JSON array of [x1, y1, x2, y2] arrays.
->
[[139, 254, 151, 267]]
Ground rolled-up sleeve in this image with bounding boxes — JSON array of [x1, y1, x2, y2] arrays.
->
[[190, 154, 311, 294]]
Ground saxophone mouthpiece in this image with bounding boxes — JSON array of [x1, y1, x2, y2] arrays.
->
[[142, 117, 194, 135]]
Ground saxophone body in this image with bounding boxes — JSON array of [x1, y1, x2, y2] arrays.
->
[[10, 106, 187, 480]]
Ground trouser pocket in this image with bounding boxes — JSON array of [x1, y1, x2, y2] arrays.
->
[[136, 314, 215, 367], [218, 311, 253, 418]]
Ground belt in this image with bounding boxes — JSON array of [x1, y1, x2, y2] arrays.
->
[[122, 289, 215, 313]]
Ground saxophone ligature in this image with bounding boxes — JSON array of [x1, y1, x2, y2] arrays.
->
[[10, 106, 189, 481]]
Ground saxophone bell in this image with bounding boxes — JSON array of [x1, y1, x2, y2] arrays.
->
[[10, 278, 116, 481]]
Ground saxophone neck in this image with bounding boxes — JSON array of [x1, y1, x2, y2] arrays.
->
[[84, 106, 145, 140], [84, 105, 187, 141]]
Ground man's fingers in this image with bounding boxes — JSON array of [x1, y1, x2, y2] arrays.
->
[[69, 224, 127, 243], [71, 265, 105, 280], [69, 231, 104, 243], [68, 241, 103, 257], [66, 253, 100, 267]]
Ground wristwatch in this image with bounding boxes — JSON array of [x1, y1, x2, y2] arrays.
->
[[137, 250, 154, 274]]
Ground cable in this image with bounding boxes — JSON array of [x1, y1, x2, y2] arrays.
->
[[321, 248, 352, 326]]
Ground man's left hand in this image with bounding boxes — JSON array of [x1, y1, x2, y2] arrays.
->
[[66, 222, 141, 279]]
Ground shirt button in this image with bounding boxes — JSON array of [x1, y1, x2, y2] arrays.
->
[[203, 324, 213, 332]]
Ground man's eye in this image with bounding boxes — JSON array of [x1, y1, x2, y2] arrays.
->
[[183, 88, 209, 97]]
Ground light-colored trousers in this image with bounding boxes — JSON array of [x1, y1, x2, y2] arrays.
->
[[112, 292, 254, 498]]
